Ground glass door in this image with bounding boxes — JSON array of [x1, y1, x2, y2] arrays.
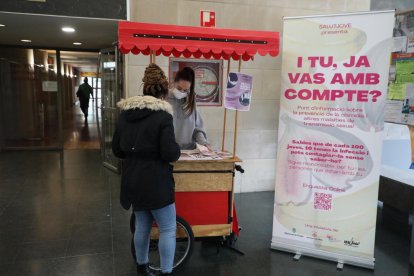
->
[[0, 48, 62, 150], [97, 47, 123, 172]]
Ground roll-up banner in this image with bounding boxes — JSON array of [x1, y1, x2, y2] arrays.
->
[[271, 11, 395, 269]]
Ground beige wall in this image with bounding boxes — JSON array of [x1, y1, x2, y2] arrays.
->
[[126, 0, 371, 193]]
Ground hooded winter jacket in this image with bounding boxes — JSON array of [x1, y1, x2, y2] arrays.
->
[[112, 96, 181, 211]]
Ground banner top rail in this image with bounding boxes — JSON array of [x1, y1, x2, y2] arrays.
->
[[283, 10, 395, 20], [396, 8, 414, 15]]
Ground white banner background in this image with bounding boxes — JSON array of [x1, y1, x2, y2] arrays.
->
[[271, 11, 395, 269]]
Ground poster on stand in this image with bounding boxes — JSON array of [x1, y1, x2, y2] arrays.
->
[[271, 11, 394, 269], [169, 58, 223, 106], [224, 72, 253, 111]]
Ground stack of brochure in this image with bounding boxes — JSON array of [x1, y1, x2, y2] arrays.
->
[[179, 144, 233, 161]]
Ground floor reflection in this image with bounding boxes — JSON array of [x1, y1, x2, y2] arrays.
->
[[64, 103, 100, 150]]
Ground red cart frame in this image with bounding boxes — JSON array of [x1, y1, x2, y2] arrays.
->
[[119, 20, 279, 270]]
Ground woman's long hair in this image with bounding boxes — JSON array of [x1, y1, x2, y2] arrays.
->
[[174, 67, 196, 116]]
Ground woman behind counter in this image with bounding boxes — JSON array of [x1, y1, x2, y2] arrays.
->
[[112, 63, 180, 276], [168, 67, 211, 150]]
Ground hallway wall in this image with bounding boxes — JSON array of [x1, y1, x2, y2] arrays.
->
[[0, 48, 60, 148], [125, 0, 371, 193], [0, 48, 38, 140]]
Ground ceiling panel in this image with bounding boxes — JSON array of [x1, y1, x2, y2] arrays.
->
[[0, 12, 120, 50]]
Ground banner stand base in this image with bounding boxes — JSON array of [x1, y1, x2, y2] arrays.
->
[[271, 240, 375, 270], [337, 261, 344, 271], [291, 252, 345, 270]]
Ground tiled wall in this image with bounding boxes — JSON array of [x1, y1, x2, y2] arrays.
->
[[126, 0, 371, 193]]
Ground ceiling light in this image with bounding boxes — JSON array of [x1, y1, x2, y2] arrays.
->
[[21, 39, 32, 43], [62, 27, 75, 33], [73, 42, 82, 45], [0, 24, 5, 27]]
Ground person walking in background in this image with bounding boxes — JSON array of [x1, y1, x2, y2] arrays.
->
[[76, 77, 94, 121], [112, 63, 181, 276]]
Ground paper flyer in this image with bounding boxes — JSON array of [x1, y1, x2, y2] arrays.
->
[[384, 100, 406, 124], [224, 72, 253, 111], [396, 60, 414, 83], [392, 36, 407, 52], [407, 36, 414, 53], [387, 83, 406, 100]]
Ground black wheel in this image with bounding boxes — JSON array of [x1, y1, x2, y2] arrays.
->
[[130, 214, 194, 271]]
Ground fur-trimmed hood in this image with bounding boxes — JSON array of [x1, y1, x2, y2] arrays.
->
[[117, 96, 173, 115], [117, 96, 173, 122]]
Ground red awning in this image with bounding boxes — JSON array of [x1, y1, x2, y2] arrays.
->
[[118, 21, 279, 61]]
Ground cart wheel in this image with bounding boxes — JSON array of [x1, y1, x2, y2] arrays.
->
[[130, 215, 194, 272], [223, 232, 238, 247]]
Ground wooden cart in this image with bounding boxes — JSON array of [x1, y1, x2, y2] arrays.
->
[[120, 20, 279, 271]]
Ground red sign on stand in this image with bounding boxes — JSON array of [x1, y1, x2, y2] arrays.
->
[[200, 10, 216, 27]]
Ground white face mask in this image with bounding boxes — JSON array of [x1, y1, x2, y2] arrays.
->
[[172, 88, 188, 100]]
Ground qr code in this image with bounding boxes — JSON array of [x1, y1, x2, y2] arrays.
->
[[314, 192, 332, 211]]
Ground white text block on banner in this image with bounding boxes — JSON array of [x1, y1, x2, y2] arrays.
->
[[271, 10, 395, 269]]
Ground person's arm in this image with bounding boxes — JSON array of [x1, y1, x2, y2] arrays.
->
[[76, 87, 81, 98], [193, 109, 209, 146], [160, 115, 181, 162], [89, 86, 94, 100], [112, 123, 126, 159]]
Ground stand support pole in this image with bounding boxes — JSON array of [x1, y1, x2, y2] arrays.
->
[[149, 51, 156, 64], [221, 59, 231, 151], [337, 261, 344, 270], [232, 57, 242, 158]]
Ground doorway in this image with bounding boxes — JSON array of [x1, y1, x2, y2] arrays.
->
[[0, 46, 123, 172], [0, 11, 119, 154], [59, 51, 100, 150], [0, 49, 102, 151]]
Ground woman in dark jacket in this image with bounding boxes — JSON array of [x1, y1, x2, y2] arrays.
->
[[112, 64, 181, 276]]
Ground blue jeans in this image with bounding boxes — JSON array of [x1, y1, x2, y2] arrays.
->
[[134, 203, 176, 273]]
